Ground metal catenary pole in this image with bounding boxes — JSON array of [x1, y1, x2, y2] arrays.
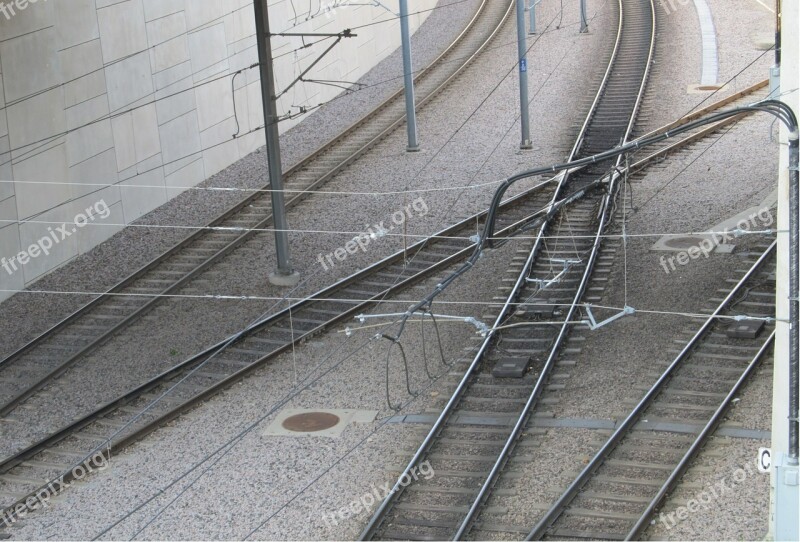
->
[[253, 0, 300, 286], [516, 0, 533, 149], [399, 0, 420, 152], [528, 0, 539, 34], [580, 0, 588, 32]]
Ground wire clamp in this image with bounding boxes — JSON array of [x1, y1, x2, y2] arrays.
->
[[583, 304, 635, 330], [464, 317, 490, 336], [353, 312, 487, 333], [733, 314, 774, 323], [527, 258, 582, 289], [370, 227, 388, 239]]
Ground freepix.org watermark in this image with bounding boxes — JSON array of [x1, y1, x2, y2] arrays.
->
[[658, 207, 773, 275], [322, 461, 435, 527], [658, 458, 760, 530], [1, 199, 112, 276], [316, 197, 429, 272], [320, 0, 352, 18], [0, 0, 46, 20], [658, 0, 692, 15], [1, 451, 109, 528]]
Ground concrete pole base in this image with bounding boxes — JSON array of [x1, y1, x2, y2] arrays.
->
[[520, 141, 534, 150], [269, 270, 301, 287], [406, 145, 421, 152]]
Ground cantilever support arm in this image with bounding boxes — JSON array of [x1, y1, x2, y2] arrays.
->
[[274, 30, 357, 100]]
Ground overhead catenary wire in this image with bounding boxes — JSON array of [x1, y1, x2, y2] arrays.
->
[[70, 8, 620, 532], [87, 15, 790, 540], [0, 286, 782, 324], [0, 11, 601, 228], [0, 84, 782, 224], [354, 98, 797, 344], [0, 0, 468, 117], [0, 4, 601, 177], [0, 218, 782, 260], [1, 4, 788, 540], [5, 81, 778, 228], [3, 33, 776, 243]]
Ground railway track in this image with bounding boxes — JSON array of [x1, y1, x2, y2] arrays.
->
[[527, 241, 776, 541], [360, 0, 657, 539], [626, 79, 770, 174], [0, 0, 772, 528], [0, 0, 514, 418], [0, 165, 566, 512], [0, 81, 768, 524]]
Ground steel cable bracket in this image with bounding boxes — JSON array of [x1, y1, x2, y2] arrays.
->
[[583, 304, 635, 330], [732, 314, 775, 323], [353, 311, 489, 336], [526, 258, 582, 289]]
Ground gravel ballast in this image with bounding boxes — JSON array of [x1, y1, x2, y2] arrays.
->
[[0, 0, 784, 540]]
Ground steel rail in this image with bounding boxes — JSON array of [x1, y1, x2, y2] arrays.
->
[[0, 12, 768, 527], [454, 159, 622, 541], [0, 88, 764, 528], [468, 0, 657, 532], [0, 166, 558, 508], [359, 0, 659, 536], [455, 2, 656, 535], [0, 0, 514, 417], [626, 329, 776, 540], [526, 240, 777, 540], [639, 79, 768, 139]]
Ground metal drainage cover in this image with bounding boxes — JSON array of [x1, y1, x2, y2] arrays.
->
[[663, 236, 706, 250], [651, 234, 717, 253], [264, 409, 378, 438], [282, 412, 340, 433]]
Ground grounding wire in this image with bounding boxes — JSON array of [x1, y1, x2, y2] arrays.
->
[[92, 9, 577, 531], [0, 10, 611, 230]]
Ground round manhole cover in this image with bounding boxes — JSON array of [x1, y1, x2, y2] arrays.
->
[[282, 412, 341, 433], [663, 236, 704, 249]]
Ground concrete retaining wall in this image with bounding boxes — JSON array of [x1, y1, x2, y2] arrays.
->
[[0, 0, 435, 301]]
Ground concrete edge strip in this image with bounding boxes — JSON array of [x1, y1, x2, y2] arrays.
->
[[387, 414, 771, 440], [692, 0, 719, 87]]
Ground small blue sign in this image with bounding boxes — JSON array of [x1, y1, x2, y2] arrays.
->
[[520, 59, 527, 72]]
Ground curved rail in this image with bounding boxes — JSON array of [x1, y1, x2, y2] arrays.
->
[[457, 3, 656, 534], [527, 241, 776, 540], [0, 151, 555, 519], [0, 0, 514, 417], [0, 7, 773, 530], [0, 73, 764, 525], [360, 0, 657, 538]]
